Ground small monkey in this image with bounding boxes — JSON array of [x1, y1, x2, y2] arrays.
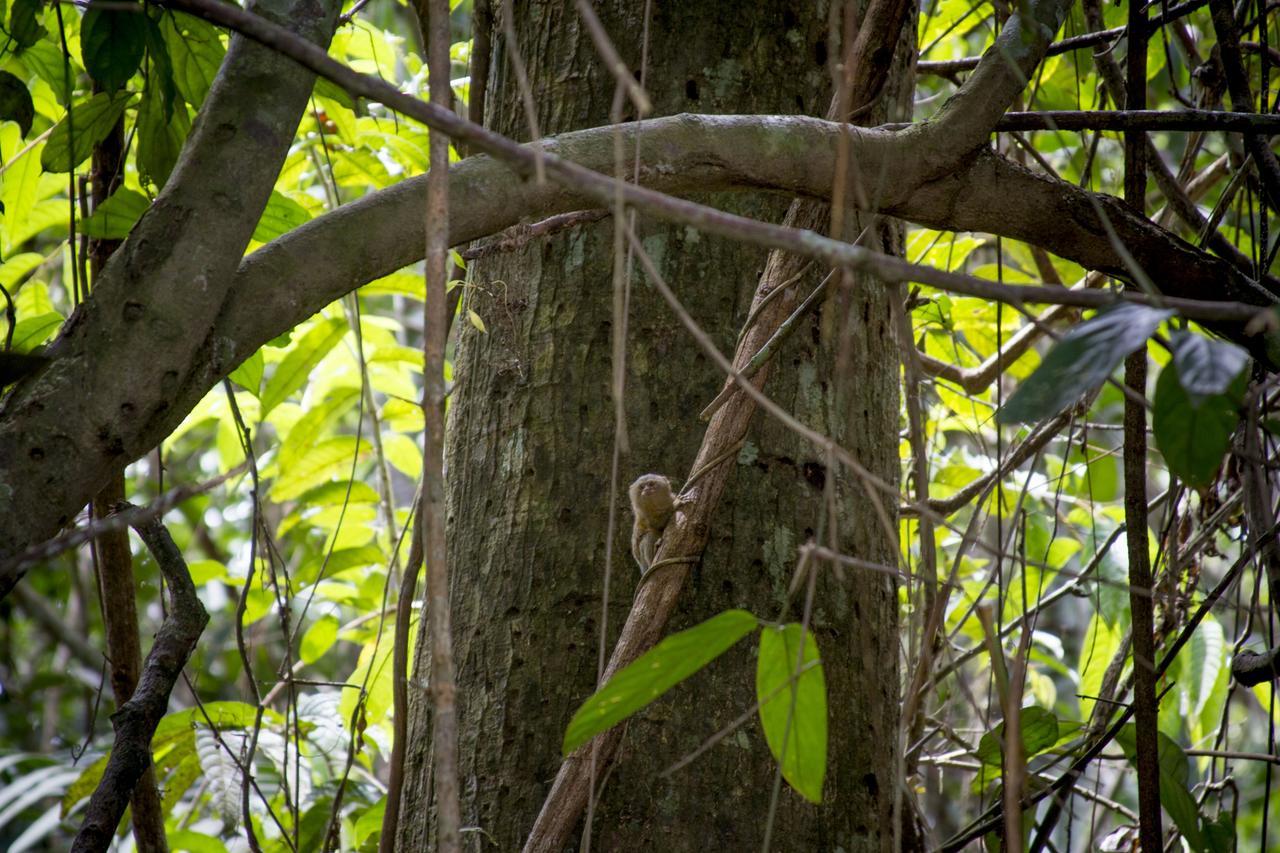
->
[[629, 474, 678, 574]]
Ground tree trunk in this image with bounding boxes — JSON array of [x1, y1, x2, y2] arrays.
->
[[400, 2, 912, 849]]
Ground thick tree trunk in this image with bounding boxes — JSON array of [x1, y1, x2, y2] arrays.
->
[[400, 2, 911, 849]]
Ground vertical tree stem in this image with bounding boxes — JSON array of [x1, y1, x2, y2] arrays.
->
[[1124, 3, 1162, 847], [424, 1, 461, 849]]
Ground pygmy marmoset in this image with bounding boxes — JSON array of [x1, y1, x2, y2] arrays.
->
[[629, 474, 678, 574]]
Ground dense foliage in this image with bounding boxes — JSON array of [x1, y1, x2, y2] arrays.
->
[[0, 0, 1278, 850]]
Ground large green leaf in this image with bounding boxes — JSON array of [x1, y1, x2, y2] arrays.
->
[[1169, 330, 1249, 400], [40, 92, 133, 173], [252, 190, 312, 242], [259, 317, 347, 415], [562, 610, 759, 755], [997, 304, 1174, 423], [137, 84, 190, 189], [1115, 725, 1205, 851], [81, 2, 147, 92], [756, 623, 827, 803], [1152, 364, 1242, 488], [80, 187, 149, 240], [159, 11, 226, 108], [974, 706, 1060, 767]]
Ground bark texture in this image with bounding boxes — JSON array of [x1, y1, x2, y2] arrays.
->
[[400, 1, 908, 849]]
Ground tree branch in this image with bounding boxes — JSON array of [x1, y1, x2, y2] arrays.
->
[[71, 509, 208, 853]]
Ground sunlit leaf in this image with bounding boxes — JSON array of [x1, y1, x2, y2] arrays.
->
[[40, 92, 133, 173], [756, 623, 827, 803], [301, 614, 340, 664], [563, 610, 759, 756], [80, 187, 149, 240], [259, 317, 347, 415]]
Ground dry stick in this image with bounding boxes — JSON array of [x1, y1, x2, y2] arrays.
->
[[1232, 395, 1280, 686], [424, 1, 461, 849], [378, 502, 422, 852], [460, 210, 610, 261], [1210, 0, 1280, 216], [1120, 1, 1162, 845], [156, 0, 1275, 331], [1077, 0, 1258, 285], [71, 509, 209, 853], [947, 525, 1273, 851]]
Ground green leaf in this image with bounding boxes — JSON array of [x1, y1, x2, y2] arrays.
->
[[9, 0, 46, 49], [159, 11, 225, 108], [268, 436, 370, 502], [974, 706, 1060, 767], [756, 623, 827, 803], [40, 92, 133, 173], [252, 190, 311, 242], [168, 829, 230, 853], [1169, 330, 1249, 400], [61, 754, 109, 818], [81, 2, 147, 93], [300, 614, 340, 664], [998, 304, 1174, 423], [1202, 813, 1234, 853], [1115, 725, 1205, 851], [562, 610, 759, 756], [0, 71, 35, 137], [137, 84, 190, 189], [228, 348, 263, 396], [1153, 364, 1241, 488], [259, 317, 347, 416], [10, 311, 62, 351], [152, 701, 269, 741], [80, 187, 149, 240]]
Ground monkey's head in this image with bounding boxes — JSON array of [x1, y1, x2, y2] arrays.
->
[[629, 473, 676, 521]]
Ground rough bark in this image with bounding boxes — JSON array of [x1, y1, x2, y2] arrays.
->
[[398, 1, 908, 849]]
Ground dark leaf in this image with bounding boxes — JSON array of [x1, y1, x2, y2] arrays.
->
[[159, 10, 225, 108], [974, 706, 1061, 767], [1169, 330, 1249, 400], [1153, 364, 1242, 489], [998, 304, 1174, 423], [1115, 725, 1205, 851], [0, 71, 35, 137], [143, 13, 179, 118], [9, 0, 46, 49], [82, 2, 147, 92], [137, 86, 189, 189], [0, 350, 49, 385]]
